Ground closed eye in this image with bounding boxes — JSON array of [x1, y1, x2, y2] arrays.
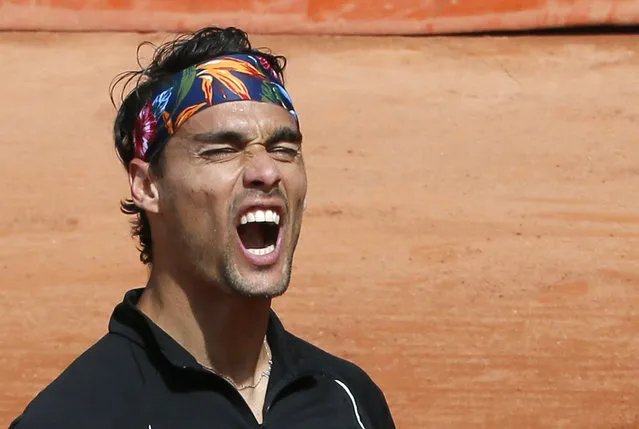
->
[[199, 146, 239, 160], [270, 146, 299, 155], [269, 144, 300, 161]]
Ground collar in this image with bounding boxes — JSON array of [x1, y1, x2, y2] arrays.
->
[[108, 288, 318, 380]]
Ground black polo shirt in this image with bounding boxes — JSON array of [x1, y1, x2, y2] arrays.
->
[[10, 289, 396, 429]]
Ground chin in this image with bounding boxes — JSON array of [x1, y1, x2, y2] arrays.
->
[[228, 279, 290, 299], [223, 263, 292, 299]]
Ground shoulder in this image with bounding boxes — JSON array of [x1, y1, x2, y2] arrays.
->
[[286, 332, 396, 428], [288, 332, 377, 386], [9, 333, 149, 429]]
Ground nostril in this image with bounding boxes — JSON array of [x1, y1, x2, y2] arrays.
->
[[247, 173, 281, 190]]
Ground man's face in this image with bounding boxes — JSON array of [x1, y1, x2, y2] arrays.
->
[[153, 101, 307, 298]]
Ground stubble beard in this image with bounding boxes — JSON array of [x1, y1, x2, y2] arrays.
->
[[219, 217, 301, 299], [220, 244, 294, 299], [220, 192, 303, 299]]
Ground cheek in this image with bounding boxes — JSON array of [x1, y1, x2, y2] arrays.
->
[[285, 161, 308, 203], [160, 174, 231, 235]]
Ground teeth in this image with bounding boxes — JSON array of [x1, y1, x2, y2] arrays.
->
[[247, 245, 275, 256], [240, 209, 280, 225]]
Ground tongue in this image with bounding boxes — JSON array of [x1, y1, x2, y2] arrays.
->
[[238, 223, 266, 249]]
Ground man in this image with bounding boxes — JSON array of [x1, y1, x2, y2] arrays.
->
[[10, 26, 395, 428]]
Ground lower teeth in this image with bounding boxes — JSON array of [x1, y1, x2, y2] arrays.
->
[[247, 244, 275, 256]]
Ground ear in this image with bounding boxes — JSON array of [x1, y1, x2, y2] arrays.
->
[[129, 158, 160, 214]]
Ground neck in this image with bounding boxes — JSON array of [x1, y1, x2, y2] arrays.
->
[[137, 266, 272, 385]]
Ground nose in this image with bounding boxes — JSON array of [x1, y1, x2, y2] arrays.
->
[[242, 145, 282, 192]]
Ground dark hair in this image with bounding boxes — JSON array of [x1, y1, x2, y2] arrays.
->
[[109, 26, 288, 265]]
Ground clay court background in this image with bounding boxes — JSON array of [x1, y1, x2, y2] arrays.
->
[[2, 31, 639, 428]]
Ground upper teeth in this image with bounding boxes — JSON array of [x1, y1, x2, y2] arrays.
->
[[240, 209, 280, 225]]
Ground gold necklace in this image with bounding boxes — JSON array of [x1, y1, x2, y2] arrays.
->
[[201, 339, 273, 391]]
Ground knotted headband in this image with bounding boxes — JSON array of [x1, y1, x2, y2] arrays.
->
[[133, 53, 298, 160]]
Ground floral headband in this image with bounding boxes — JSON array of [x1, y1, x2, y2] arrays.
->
[[133, 53, 298, 160]]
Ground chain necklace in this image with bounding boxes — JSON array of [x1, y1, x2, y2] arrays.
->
[[201, 338, 273, 391]]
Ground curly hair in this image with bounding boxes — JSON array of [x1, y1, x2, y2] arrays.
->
[[109, 26, 288, 265]]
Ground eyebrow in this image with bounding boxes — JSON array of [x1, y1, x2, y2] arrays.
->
[[192, 130, 247, 144], [266, 127, 303, 145], [192, 126, 302, 146]]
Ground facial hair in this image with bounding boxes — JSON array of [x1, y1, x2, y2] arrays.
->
[[219, 188, 300, 298]]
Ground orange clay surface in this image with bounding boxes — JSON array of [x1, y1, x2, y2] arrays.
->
[[1, 33, 639, 429]]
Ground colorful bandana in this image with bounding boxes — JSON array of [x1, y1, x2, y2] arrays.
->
[[133, 53, 298, 160]]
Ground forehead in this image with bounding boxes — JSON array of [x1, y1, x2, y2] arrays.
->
[[178, 101, 298, 135]]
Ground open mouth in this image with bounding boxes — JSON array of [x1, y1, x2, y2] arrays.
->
[[237, 208, 281, 256]]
